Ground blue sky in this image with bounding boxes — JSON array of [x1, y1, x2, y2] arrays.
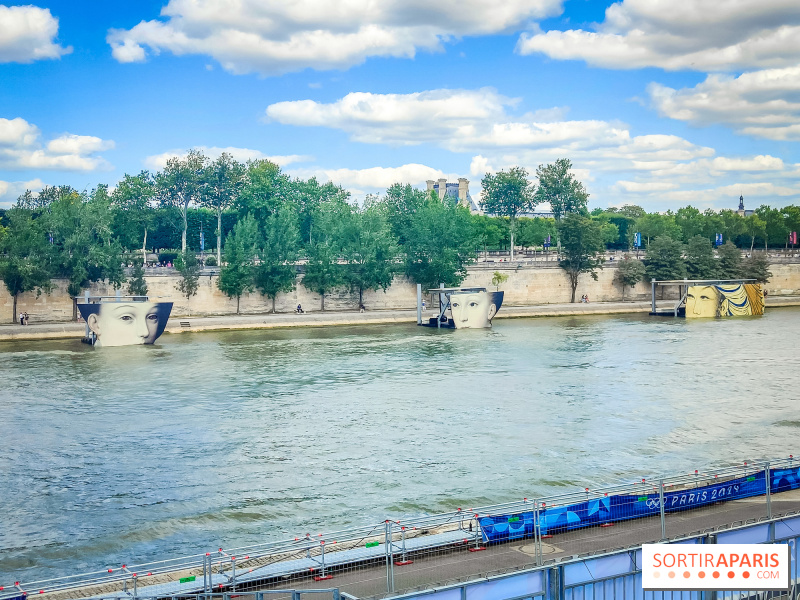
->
[[2, 0, 800, 211]]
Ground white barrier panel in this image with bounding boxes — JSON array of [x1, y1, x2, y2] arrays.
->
[[642, 544, 790, 590]]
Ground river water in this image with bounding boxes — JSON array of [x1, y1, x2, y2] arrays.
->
[[2, 310, 800, 582]]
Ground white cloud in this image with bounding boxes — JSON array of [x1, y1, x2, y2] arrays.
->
[[107, 0, 563, 75], [265, 87, 800, 209], [0, 178, 45, 207], [143, 146, 313, 170], [614, 180, 679, 192], [648, 66, 800, 140], [266, 89, 715, 164], [47, 134, 115, 155], [0, 5, 71, 63], [0, 117, 114, 171], [302, 163, 447, 189], [517, 0, 800, 71]]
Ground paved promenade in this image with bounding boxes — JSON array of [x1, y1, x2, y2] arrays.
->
[[2, 297, 799, 342]]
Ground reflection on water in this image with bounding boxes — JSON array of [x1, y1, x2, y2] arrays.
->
[[2, 309, 800, 580]]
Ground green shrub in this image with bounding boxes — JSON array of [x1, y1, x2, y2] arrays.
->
[[158, 251, 179, 264], [204, 255, 218, 266]]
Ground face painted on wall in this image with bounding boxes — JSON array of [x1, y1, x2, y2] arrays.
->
[[450, 291, 498, 329], [685, 285, 720, 318], [87, 303, 160, 347]]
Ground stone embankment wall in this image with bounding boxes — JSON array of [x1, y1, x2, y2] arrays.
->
[[3, 261, 800, 323]]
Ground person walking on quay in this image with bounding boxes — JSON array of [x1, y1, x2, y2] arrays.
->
[[23, 312, 29, 325], [19, 312, 25, 325]]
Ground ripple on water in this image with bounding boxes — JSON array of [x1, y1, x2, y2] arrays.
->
[[1, 310, 800, 581]]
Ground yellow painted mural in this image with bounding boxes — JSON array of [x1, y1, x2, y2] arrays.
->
[[685, 284, 764, 318]]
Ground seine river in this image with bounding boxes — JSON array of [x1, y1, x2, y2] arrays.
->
[[2, 309, 800, 582]]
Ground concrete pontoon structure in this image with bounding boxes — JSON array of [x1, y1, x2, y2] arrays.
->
[[415, 285, 504, 329], [649, 279, 759, 317]]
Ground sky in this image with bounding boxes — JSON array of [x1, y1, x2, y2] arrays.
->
[[2, 0, 800, 212]]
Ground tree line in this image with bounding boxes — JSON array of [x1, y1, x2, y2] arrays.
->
[[0, 152, 794, 318]]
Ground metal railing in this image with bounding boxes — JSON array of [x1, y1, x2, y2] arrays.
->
[[2, 457, 797, 600]]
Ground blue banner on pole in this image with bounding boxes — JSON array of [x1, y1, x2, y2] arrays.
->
[[200, 231, 204, 252], [634, 232, 641, 248], [715, 233, 723, 246]]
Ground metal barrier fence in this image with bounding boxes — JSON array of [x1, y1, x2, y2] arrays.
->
[[2, 457, 798, 600], [390, 512, 800, 600]]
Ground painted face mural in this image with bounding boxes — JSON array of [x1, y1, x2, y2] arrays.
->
[[78, 302, 173, 346], [685, 284, 764, 318], [449, 291, 503, 329]]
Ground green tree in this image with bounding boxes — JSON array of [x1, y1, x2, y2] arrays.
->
[[516, 216, 557, 251], [383, 183, 429, 245], [175, 250, 201, 301], [716, 240, 743, 279], [557, 213, 606, 303], [472, 214, 506, 259], [685, 235, 718, 279], [634, 213, 682, 247], [0, 207, 53, 322], [755, 205, 788, 248], [614, 255, 645, 300], [302, 241, 345, 311], [403, 196, 478, 290], [534, 158, 589, 221], [675, 206, 704, 241], [491, 271, 509, 290], [718, 209, 745, 247], [201, 152, 246, 265], [254, 205, 300, 312], [741, 253, 772, 283], [237, 159, 291, 223], [156, 149, 208, 252], [111, 171, 155, 261], [340, 202, 398, 307], [43, 186, 125, 318], [480, 167, 535, 260], [591, 215, 619, 246], [294, 178, 351, 245], [127, 259, 148, 297], [644, 236, 686, 282], [218, 215, 260, 313], [743, 214, 767, 253]]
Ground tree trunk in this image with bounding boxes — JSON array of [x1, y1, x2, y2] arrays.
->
[[272, 296, 276, 313], [142, 227, 148, 264], [321, 292, 325, 311], [181, 204, 188, 253], [359, 288, 363, 306], [12, 293, 17, 324], [236, 295, 240, 314], [622, 285, 626, 302], [73, 296, 78, 321], [569, 272, 578, 303], [750, 236, 755, 253], [217, 211, 222, 266], [510, 229, 515, 261]]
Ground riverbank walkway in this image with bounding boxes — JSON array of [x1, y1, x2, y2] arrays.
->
[[14, 487, 800, 600], [2, 296, 800, 342]]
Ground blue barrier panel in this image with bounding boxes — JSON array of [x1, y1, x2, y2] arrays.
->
[[716, 523, 770, 544], [771, 466, 800, 493], [775, 516, 800, 540], [466, 571, 544, 600], [481, 468, 800, 542]]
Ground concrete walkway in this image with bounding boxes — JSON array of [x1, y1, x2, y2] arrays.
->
[[2, 297, 799, 342]]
